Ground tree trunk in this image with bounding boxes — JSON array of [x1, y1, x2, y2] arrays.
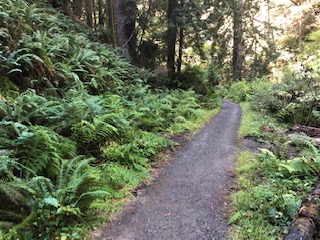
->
[[114, 0, 126, 47], [290, 125, 320, 138], [124, 0, 137, 62], [62, 0, 70, 13], [177, 0, 185, 74], [232, 0, 243, 81], [167, 0, 177, 76], [114, 0, 137, 61], [72, 0, 83, 18], [298, 19, 302, 53], [177, 28, 183, 73], [266, 0, 275, 43], [93, 0, 97, 29], [84, 0, 93, 28], [98, 0, 104, 26], [107, 0, 115, 45]]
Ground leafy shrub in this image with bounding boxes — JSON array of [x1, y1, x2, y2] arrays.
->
[[173, 65, 215, 95], [101, 131, 172, 168], [249, 58, 320, 126], [227, 80, 250, 103]]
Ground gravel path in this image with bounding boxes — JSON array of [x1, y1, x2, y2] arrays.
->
[[91, 101, 241, 240]]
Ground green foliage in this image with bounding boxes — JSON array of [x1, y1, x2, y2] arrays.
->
[[227, 80, 250, 103], [101, 163, 148, 191], [249, 59, 320, 127], [174, 65, 215, 95], [279, 137, 320, 176], [4, 90, 66, 127], [101, 131, 172, 167], [0, 0, 219, 238], [230, 147, 314, 239], [0, 0, 154, 93], [304, 27, 320, 55], [207, 63, 222, 86], [0, 122, 76, 178], [1, 157, 110, 239], [231, 100, 319, 239]]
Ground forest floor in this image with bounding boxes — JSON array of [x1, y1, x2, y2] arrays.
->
[[91, 101, 242, 240]]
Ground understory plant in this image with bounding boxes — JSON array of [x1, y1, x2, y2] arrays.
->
[[230, 98, 320, 239], [0, 0, 219, 238]]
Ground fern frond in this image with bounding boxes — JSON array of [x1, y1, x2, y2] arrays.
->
[[57, 157, 110, 211], [0, 180, 29, 206], [29, 176, 54, 198], [74, 190, 110, 208]]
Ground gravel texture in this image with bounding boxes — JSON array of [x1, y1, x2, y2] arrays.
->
[[91, 101, 241, 240]]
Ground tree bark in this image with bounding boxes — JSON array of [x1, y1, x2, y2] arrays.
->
[[72, 0, 83, 18], [298, 19, 302, 53], [177, 28, 183, 73], [114, 0, 126, 46], [98, 0, 104, 26], [84, 0, 93, 28], [284, 187, 320, 240], [93, 0, 97, 29], [177, 0, 185, 74], [290, 125, 320, 138], [232, 0, 243, 81], [167, 0, 178, 75], [107, 0, 115, 45], [114, 0, 137, 61]]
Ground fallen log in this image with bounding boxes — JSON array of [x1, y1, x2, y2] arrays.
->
[[290, 125, 320, 138], [287, 134, 320, 145], [284, 187, 320, 240]]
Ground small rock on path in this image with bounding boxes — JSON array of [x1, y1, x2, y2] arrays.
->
[[91, 101, 241, 240]]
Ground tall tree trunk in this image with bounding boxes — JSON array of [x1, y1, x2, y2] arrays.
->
[[266, 0, 274, 43], [72, 0, 83, 17], [177, 28, 183, 73], [108, 0, 115, 45], [84, 0, 93, 28], [124, 0, 137, 62], [93, 0, 97, 29], [98, 0, 104, 26], [177, 0, 184, 73], [298, 19, 302, 53], [62, 0, 70, 13], [167, 0, 177, 76], [114, 0, 137, 61], [233, 0, 243, 81]]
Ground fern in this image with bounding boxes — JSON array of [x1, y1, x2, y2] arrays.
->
[[0, 175, 33, 233], [56, 156, 110, 211], [0, 124, 77, 178], [7, 90, 67, 128], [278, 137, 320, 176], [0, 157, 110, 237]]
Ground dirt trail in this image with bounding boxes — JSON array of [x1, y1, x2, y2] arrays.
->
[[91, 101, 241, 240]]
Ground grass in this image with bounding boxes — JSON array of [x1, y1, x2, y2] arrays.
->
[[170, 108, 220, 135], [229, 101, 317, 240], [238, 102, 282, 138]]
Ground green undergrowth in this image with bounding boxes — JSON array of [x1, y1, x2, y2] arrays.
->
[[238, 102, 282, 138], [229, 100, 320, 239], [0, 0, 220, 238]]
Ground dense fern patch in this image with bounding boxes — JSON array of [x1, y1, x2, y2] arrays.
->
[[0, 0, 219, 238]]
